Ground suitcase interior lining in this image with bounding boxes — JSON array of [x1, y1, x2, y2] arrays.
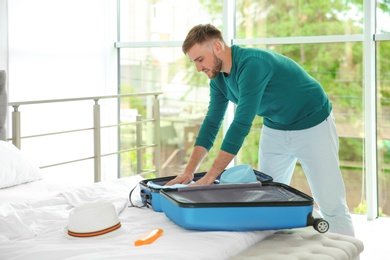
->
[[161, 182, 313, 207]]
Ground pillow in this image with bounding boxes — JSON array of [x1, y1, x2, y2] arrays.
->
[[0, 141, 43, 189]]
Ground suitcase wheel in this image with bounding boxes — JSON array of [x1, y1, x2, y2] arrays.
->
[[314, 219, 329, 233]]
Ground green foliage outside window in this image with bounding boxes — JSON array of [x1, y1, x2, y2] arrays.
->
[[118, 0, 390, 214]]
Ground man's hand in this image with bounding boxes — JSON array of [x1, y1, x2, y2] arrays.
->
[[190, 175, 216, 186], [164, 147, 234, 187], [165, 172, 217, 187], [164, 172, 194, 186], [165, 146, 208, 186]]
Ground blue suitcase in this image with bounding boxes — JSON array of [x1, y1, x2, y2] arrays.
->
[[159, 182, 329, 233], [137, 169, 273, 212]]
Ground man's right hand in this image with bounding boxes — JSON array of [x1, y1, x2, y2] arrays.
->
[[164, 172, 194, 186]]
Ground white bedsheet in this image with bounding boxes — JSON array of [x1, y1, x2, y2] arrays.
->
[[0, 175, 274, 260], [0, 180, 50, 204], [0, 179, 84, 204]]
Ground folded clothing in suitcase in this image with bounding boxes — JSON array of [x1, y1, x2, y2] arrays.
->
[[159, 182, 329, 232], [138, 169, 273, 212]]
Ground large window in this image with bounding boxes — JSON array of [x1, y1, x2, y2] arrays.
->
[[117, 0, 389, 218], [233, 0, 367, 215], [237, 41, 364, 214]]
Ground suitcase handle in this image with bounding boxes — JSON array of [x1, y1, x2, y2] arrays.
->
[[140, 190, 152, 205], [129, 185, 149, 208]]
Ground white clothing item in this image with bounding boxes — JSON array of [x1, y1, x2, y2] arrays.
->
[[258, 112, 355, 237]]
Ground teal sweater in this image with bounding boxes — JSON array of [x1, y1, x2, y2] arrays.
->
[[194, 45, 332, 155]]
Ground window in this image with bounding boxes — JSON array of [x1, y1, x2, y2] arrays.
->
[[116, 0, 387, 218]]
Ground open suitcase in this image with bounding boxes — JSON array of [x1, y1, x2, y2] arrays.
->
[[135, 169, 329, 233], [159, 182, 329, 232], [138, 169, 273, 212]]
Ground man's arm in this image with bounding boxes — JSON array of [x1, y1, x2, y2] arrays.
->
[[165, 146, 235, 186], [192, 150, 235, 185], [165, 145, 208, 185]]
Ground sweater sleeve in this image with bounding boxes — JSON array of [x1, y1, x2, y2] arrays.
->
[[221, 57, 273, 154]]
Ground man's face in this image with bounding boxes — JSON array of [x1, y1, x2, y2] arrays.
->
[[187, 42, 222, 79]]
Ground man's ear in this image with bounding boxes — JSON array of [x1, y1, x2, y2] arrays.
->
[[213, 40, 223, 54]]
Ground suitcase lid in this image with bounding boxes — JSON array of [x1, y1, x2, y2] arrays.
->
[[160, 182, 313, 208]]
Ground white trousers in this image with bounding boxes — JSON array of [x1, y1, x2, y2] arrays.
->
[[258, 112, 355, 236]]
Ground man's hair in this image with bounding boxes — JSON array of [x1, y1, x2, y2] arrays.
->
[[182, 24, 225, 54]]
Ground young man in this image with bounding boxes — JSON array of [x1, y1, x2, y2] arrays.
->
[[166, 24, 355, 236]]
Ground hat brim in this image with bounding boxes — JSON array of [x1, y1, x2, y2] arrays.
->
[[62, 223, 131, 240]]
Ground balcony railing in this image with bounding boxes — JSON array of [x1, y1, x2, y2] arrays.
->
[[8, 92, 162, 182]]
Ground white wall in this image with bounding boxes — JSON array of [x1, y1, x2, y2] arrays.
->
[[3, 0, 120, 184], [0, 0, 8, 72], [7, 0, 117, 101], [0, 0, 9, 139]]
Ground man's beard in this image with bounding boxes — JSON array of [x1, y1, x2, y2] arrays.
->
[[208, 53, 223, 79]]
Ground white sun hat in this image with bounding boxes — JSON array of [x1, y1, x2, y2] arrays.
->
[[63, 202, 131, 239], [220, 164, 258, 184]]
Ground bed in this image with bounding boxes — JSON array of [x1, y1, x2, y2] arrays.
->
[[0, 69, 364, 259]]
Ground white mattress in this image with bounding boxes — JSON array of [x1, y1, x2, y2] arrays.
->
[[0, 175, 364, 260], [0, 175, 274, 260]]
